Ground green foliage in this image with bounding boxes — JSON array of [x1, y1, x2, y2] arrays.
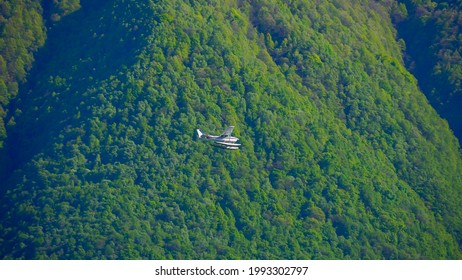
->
[[394, 0, 462, 141], [46, 0, 81, 22], [0, 0, 46, 149], [1, 0, 462, 260], [0, 0, 82, 169]]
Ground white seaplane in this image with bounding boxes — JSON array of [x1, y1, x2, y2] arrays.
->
[[196, 126, 241, 150]]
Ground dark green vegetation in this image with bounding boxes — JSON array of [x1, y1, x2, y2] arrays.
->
[[1, 0, 462, 259], [0, 0, 80, 167], [0, 0, 45, 150], [393, 0, 462, 141]]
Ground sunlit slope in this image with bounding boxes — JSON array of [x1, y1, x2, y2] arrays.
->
[[1, 0, 461, 259]]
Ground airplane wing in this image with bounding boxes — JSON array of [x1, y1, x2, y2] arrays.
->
[[221, 126, 235, 137]]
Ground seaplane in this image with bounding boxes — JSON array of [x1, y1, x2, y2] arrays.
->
[[196, 126, 241, 150]]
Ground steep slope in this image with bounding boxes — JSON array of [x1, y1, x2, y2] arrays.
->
[[0, 0, 80, 178], [0, 0, 45, 159], [1, 0, 462, 259], [393, 0, 462, 142]]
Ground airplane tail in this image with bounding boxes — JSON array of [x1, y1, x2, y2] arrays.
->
[[196, 129, 204, 138]]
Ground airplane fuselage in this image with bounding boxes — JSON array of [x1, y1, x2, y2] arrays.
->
[[203, 134, 239, 143], [197, 127, 240, 149]]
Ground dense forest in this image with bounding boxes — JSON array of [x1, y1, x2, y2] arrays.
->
[[0, 0, 44, 153], [394, 0, 462, 141], [0, 0, 80, 172], [1, 0, 462, 259]]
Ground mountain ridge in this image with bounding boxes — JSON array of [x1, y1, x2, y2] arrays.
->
[[1, 0, 462, 259]]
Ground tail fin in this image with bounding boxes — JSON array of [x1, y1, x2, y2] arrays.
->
[[196, 129, 204, 138]]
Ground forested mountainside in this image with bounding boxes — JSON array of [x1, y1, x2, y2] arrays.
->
[[394, 0, 462, 142], [0, 0, 80, 171], [1, 0, 462, 259], [0, 0, 44, 154]]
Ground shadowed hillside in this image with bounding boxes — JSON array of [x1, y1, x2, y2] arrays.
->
[[393, 0, 462, 142], [1, 0, 462, 259]]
